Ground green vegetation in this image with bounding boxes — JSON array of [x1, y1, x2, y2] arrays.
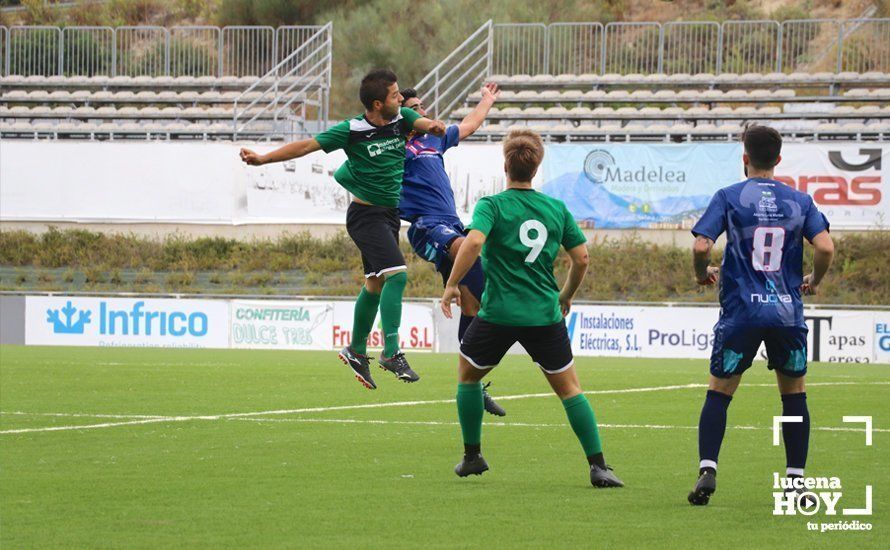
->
[[1, 227, 887, 304], [1, 346, 887, 547]]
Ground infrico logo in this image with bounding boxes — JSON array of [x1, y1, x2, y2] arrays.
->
[[45, 301, 208, 337]]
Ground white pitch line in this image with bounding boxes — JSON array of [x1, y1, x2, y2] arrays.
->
[[233, 417, 890, 434], [0, 383, 706, 428], [1, 411, 169, 419], [0, 417, 178, 434], [2, 381, 888, 435]]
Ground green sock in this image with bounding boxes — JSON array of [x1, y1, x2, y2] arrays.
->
[[563, 393, 603, 456], [379, 271, 407, 357], [457, 382, 484, 447], [350, 287, 380, 355]]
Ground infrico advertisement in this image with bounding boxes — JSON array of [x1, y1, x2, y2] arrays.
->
[[25, 296, 229, 348]]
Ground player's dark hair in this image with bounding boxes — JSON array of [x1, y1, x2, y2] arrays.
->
[[400, 87, 418, 105], [359, 69, 398, 110], [742, 125, 782, 170], [503, 129, 545, 182]]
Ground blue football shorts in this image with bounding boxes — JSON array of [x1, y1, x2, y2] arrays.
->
[[709, 321, 808, 379], [407, 217, 484, 298]]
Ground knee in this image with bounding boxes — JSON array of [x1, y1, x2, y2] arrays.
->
[[778, 374, 806, 395], [364, 276, 384, 294], [385, 270, 408, 286], [553, 380, 583, 400], [708, 376, 739, 397]]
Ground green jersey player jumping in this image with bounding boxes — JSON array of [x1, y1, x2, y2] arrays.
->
[[241, 69, 446, 389], [440, 129, 624, 488]]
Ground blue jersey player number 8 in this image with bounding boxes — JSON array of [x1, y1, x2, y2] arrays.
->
[[752, 227, 784, 272]]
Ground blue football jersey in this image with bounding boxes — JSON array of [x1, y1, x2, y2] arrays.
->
[[399, 124, 461, 222], [692, 177, 830, 327]]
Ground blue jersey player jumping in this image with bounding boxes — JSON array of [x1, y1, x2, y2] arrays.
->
[[400, 84, 506, 416], [687, 125, 835, 506]]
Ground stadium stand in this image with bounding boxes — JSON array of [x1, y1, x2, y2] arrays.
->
[[0, 24, 332, 140], [416, 19, 890, 141]]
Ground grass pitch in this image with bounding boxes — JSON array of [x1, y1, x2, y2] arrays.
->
[[1, 346, 887, 548]]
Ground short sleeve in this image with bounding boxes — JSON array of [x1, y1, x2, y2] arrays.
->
[[400, 107, 422, 133], [561, 204, 587, 250], [314, 120, 349, 153], [803, 195, 830, 241], [691, 190, 727, 241], [467, 197, 497, 236], [438, 124, 460, 153]]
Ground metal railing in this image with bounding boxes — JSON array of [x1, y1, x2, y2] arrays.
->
[[0, 26, 6, 76], [415, 20, 494, 119], [221, 26, 275, 77], [170, 26, 218, 77], [414, 17, 890, 118], [841, 18, 890, 73], [604, 22, 661, 74], [780, 19, 841, 73], [416, 18, 890, 97], [233, 22, 332, 139], [0, 24, 328, 77], [721, 20, 780, 73], [492, 23, 547, 76], [115, 26, 167, 77], [548, 22, 604, 76], [662, 21, 720, 75]]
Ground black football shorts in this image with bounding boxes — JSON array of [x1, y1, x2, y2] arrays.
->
[[460, 317, 574, 374], [345, 202, 406, 278]]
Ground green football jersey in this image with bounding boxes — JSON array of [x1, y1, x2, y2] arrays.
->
[[314, 107, 422, 207], [468, 188, 587, 326]]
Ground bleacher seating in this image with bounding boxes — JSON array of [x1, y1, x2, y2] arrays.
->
[[452, 71, 890, 141], [0, 74, 318, 140]]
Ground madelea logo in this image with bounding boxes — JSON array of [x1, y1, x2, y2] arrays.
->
[[46, 300, 208, 337], [583, 148, 687, 185]]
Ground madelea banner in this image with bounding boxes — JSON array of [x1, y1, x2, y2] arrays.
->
[[541, 143, 888, 230]]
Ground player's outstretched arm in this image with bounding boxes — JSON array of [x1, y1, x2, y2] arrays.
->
[[441, 229, 486, 318], [802, 230, 834, 295], [693, 236, 720, 285], [458, 83, 500, 140], [559, 243, 590, 316], [239, 138, 322, 166], [413, 117, 447, 137]]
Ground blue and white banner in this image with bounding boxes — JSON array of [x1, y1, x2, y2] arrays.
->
[[25, 296, 229, 348], [540, 143, 743, 229], [566, 305, 882, 363], [2, 141, 885, 229]]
